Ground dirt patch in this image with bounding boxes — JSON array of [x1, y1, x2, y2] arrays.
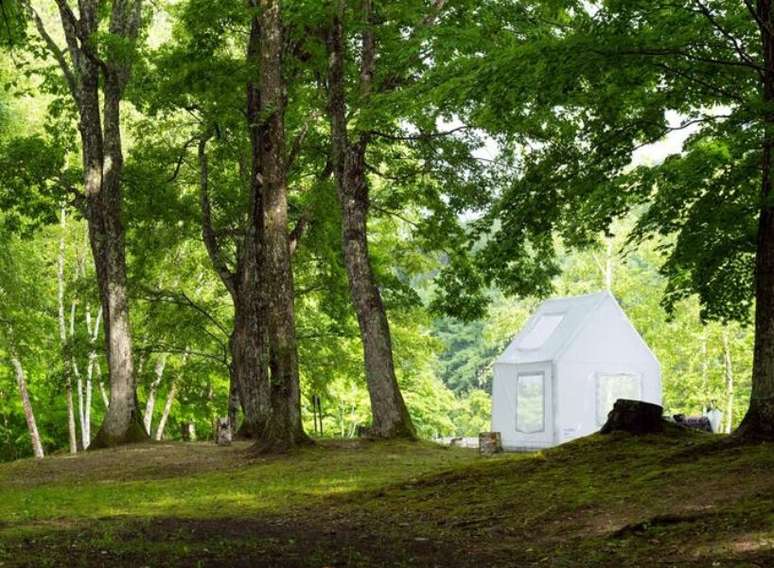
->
[[0, 442, 255, 487], [611, 513, 704, 538]]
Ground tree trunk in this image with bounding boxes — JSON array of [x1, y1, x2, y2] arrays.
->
[[738, 0, 774, 440], [98, 366, 109, 409], [198, 122, 270, 439], [88, 81, 146, 447], [47, 1, 147, 449], [700, 331, 708, 412], [84, 304, 101, 446], [56, 206, 78, 454], [229, 283, 270, 438], [69, 301, 88, 448], [10, 354, 44, 459], [155, 380, 177, 441], [227, 365, 241, 433], [723, 328, 735, 434], [253, 0, 308, 453], [143, 354, 167, 434], [326, 2, 416, 439]]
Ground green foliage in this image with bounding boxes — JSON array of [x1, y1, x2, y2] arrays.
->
[[457, 0, 763, 324], [0, 0, 25, 47]]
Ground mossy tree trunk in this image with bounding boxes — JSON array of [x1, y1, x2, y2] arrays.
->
[[254, 0, 309, 451], [738, 0, 774, 440], [326, 0, 415, 439]]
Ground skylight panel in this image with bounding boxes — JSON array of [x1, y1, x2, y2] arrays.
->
[[519, 314, 564, 349]]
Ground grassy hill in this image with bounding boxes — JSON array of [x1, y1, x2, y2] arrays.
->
[[0, 432, 772, 567]]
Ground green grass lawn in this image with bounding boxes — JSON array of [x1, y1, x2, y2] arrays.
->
[[0, 433, 772, 567]]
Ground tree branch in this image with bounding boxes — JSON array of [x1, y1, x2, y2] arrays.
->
[[28, 6, 79, 102], [198, 135, 237, 297], [745, 0, 771, 34], [421, 0, 447, 27], [289, 159, 333, 255], [137, 287, 230, 339], [286, 113, 317, 172], [692, 0, 762, 78], [607, 47, 765, 73], [136, 342, 227, 367], [166, 135, 199, 183], [54, 0, 109, 74], [377, 0, 450, 93], [370, 125, 469, 141]]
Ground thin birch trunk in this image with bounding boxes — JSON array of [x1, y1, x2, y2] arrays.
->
[[723, 328, 735, 434], [10, 354, 44, 459], [56, 206, 78, 454], [70, 301, 87, 448], [592, 238, 614, 291], [700, 331, 708, 412], [84, 305, 101, 445], [98, 365, 109, 409], [155, 351, 188, 441], [155, 381, 177, 441], [143, 354, 167, 434]]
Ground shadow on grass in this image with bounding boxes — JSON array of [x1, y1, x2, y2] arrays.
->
[[1, 505, 772, 568]]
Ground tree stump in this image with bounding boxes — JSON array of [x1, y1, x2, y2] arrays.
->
[[479, 432, 503, 455], [215, 417, 232, 446], [355, 425, 371, 438], [600, 399, 664, 435], [181, 422, 196, 442]]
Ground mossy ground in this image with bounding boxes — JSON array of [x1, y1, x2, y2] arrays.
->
[[0, 432, 772, 567]]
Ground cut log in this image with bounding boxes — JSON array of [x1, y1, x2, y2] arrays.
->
[[673, 414, 712, 432], [600, 399, 664, 435], [479, 432, 503, 455], [215, 417, 232, 446]]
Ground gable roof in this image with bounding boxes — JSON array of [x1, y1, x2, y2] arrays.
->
[[495, 291, 613, 365]]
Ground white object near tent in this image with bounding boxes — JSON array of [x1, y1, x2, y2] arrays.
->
[[491, 291, 661, 450]]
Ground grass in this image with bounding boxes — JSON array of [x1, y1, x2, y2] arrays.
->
[[0, 432, 772, 567]]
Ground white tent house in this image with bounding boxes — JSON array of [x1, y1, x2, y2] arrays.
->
[[491, 291, 661, 450]]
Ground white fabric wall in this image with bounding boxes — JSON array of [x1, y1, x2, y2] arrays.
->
[[555, 298, 661, 443]]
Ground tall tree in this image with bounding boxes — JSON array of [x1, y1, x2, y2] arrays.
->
[[22, 0, 149, 446], [256, 0, 308, 449], [192, 12, 272, 438], [325, 0, 416, 439]]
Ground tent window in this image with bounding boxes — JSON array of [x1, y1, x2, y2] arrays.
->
[[516, 373, 545, 433], [519, 314, 564, 349], [596, 373, 641, 425]]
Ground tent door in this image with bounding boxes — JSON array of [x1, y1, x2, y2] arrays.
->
[[513, 363, 553, 446]]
